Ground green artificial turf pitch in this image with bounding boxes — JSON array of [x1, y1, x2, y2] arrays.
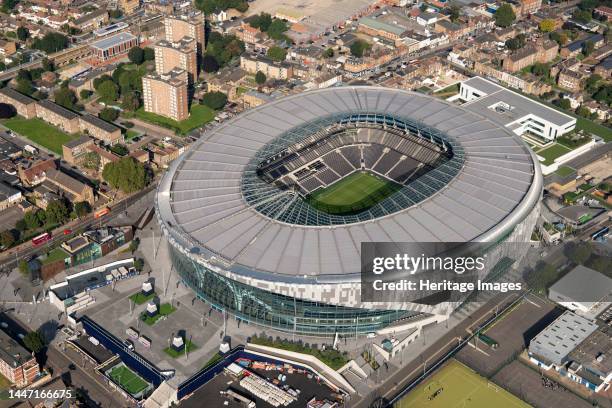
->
[[307, 171, 401, 215], [396, 360, 530, 408], [108, 365, 149, 395]]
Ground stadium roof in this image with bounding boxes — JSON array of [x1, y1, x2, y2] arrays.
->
[[461, 77, 575, 127], [157, 87, 541, 281]]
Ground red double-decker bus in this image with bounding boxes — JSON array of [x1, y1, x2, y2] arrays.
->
[[31, 233, 51, 246], [94, 207, 110, 219]]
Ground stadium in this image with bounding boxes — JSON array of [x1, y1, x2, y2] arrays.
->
[[156, 86, 542, 337]]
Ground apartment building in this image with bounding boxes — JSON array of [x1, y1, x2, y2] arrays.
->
[[90, 32, 139, 62], [519, 0, 542, 15], [164, 13, 205, 61], [154, 37, 198, 83], [36, 100, 80, 134], [503, 40, 558, 72], [71, 9, 108, 32], [240, 54, 293, 80], [557, 69, 583, 93], [79, 114, 122, 145], [0, 88, 37, 119], [142, 68, 189, 121], [119, 0, 140, 15], [0, 329, 40, 387], [62, 136, 94, 165]]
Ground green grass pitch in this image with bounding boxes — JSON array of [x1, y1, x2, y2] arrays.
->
[[108, 365, 149, 395], [307, 171, 401, 215], [396, 360, 530, 408]]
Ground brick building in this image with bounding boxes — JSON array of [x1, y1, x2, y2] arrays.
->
[[142, 68, 189, 121], [557, 69, 583, 93], [164, 13, 205, 62], [17, 158, 56, 186], [0, 88, 37, 119], [35, 100, 80, 134], [240, 53, 293, 80], [90, 32, 139, 62], [79, 114, 122, 145], [154, 37, 198, 83], [503, 40, 558, 72], [44, 169, 95, 205], [0, 329, 40, 387], [62, 136, 94, 165]]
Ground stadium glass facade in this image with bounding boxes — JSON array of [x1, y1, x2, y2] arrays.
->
[[169, 244, 418, 336]]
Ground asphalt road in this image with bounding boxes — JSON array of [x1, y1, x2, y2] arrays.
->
[[0, 182, 158, 273]]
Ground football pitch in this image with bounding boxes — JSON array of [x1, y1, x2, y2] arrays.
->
[[396, 360, 530, 408], [307, 171, 401, 214], [108, 365, 149, 395]]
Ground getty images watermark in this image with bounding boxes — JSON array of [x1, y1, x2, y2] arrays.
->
[[361, 242, 527, 304]]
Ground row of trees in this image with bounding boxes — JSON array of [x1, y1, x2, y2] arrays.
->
[[1, 199, 91, 249], [248, 13, 290, 41], [194, 0, 248, 14]]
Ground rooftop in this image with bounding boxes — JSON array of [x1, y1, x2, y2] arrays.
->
[[0, 87, 36, 105], [45, 169, 89, 194], [63, 136, 93, 149], [549, 265, 612, 305], [80, 114, 120, 133], [37, 99, 79, 120], [461, 76, 576, 127], [0, 328, 32, 368], [90, 32, 137, 51], [530, 311, 598, 366]]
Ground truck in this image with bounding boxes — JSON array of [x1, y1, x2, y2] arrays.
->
[[24, 145, 38, 155]]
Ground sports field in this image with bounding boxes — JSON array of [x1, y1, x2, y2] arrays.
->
[[307, 171, 400, 215], [108, 364, 149, 395], [396, 360, 530, 408]]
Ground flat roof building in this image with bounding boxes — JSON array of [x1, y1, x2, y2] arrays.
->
[[154, 37, 198, 83], [164, 13, 204, 62], [0, 87, 37, 119], [549, 265, 612, 314], [35, 99, 80, 134], [459, 76, 576, 141], [142, 68, 189, 121], [90, 32, 139, 62]]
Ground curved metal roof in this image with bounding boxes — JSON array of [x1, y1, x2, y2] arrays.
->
[[157, 87, 541, 280]]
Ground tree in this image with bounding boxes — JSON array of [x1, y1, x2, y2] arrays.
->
[[99, 107, 119, 122], [350, 39, 371, 58], [550, 31, 568, 46], [202, 55, 220, 73], [41, 58, 54, 72], [576, 105, 592, 118], [585, 74, 601, 93], [505, 34, 526, 50], [45, 199, 70, 226], [31, 32, 69, 53], [54, 88, 77, 110], [0, 230, 15, 248], [23, 211, 41, 230], [324, 48, 334, 58], [582, 40, 594, 56], [128, 47, 144, 65], [16, 26, 29, 42], [110, 144, 129, 156], [18, 260, 29, 276], [565, 242, 592, 265], [539, 19, 556, 32], [201, 92, 227, 110], [593, 85, 612, 105], [0, 103, 16, 118], [74, 201, 91, 218], [93, 75, 113, 90], [81, 152, 100, 170], [266, 46, 287, 62], [109, 9, 123, 19], [204, 32, 244, 68], [578, 0, 597, 11], [449, 4, 461, 22], [79, 89, 93, 100], [15, 79, 33, 96], [249, 13, 272, 31], [255, 71, 266, 85], [556, 98, 571, 110], [2, 0, 18, 12], [143, 47, 155, 61], [97, 80, 119, 103], [531, 62, 550, 78], [23, 331, 45, 354], [102, 157, 150, 193], [572, 9, 592, 24], [267, 19, 289, 41], [121, 91, 141, 112], [494, 3, 516, 28]]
